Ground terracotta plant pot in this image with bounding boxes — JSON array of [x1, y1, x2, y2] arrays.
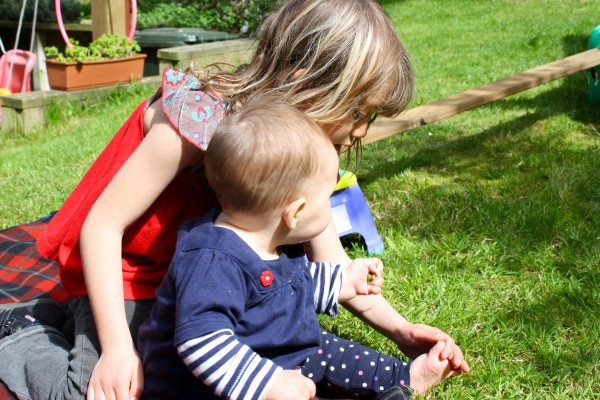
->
[[46, 54, 147, 91]]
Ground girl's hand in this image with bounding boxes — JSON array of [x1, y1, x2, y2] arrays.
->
[[87, 346, 143, 400], [81, 102, 200, 400], [264, 370, 316, 400]]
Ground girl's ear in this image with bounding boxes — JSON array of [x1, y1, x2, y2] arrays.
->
[[283, 197, 307, 229], [291, 69, 306, 81]]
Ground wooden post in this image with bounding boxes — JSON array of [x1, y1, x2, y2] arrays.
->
[[91, 0, 130, 39]]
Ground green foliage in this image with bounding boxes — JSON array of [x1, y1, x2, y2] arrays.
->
[[0, 83, 156, 225], [44, 34, 141, 63], [0, 0, 274, 35], [136, 0, 277, 35], [0, 0, 80, 23]]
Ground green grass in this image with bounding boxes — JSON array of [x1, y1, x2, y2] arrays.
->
[[1, 0, 599, 398], [0, 83, 157, 225]]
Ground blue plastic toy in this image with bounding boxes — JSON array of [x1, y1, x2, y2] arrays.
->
[[329, 171, 384, 254]]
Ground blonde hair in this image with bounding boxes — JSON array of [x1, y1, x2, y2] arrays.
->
[[204, 0, 414, 123], [204, 95, 333, 215]]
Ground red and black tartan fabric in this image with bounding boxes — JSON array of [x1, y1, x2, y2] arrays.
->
[[0, 214, 71, 399], [0, 213, 71, 305]]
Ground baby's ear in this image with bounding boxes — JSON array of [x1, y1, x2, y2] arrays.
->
[[283, 197, 307, 230]]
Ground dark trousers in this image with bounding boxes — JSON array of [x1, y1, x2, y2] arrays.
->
[[301, 330, 412, 399]]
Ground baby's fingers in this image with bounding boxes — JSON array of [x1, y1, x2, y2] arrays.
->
[[368, 275, 384, 288], [370, 258, 384, 276]]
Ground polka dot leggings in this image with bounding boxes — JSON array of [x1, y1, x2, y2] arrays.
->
[[300, 330, 412, 399]]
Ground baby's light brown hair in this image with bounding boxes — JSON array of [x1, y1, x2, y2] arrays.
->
[[204, 95, 336, 215]]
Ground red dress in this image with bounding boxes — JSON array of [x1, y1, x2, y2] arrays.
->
[[37, 69, 226, 300]]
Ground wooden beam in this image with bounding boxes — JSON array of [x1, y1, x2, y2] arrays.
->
[[364, 48, 600, 145]]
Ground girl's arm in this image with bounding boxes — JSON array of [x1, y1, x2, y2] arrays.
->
[[81, 101, 203, 400], [305, 219, 469, 372]]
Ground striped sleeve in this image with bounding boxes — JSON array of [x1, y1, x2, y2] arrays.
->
[[177, 329, 282, 400], [307, 261, 344, 316]]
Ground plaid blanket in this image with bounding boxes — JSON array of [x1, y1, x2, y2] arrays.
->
[[0, 214, 71, 399], [0, 213, 70, 305]]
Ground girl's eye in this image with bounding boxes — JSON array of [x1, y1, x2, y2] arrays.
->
[[352, 112, 367, 124], [352, 112, 378, 126]]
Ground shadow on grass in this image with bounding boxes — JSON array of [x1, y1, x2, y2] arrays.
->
[[497, 273, 599, 377], [362, 33, 597, 170], [492, 33, 599, 127], [360, 33, 599, 245], [357, 33, 600, 379]]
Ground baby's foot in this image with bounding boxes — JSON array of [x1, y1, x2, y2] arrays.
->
[[408, 341, 456, 395]]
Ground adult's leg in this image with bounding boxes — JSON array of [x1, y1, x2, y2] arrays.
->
[[301, 330, 413, 399], [0, 297, 154, 400], [0, 298, 71, 400]]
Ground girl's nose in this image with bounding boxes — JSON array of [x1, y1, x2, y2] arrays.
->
[[350, 121, 369, 139]]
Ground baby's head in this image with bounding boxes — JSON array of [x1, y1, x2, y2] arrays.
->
[[205, 94, 339, 239]]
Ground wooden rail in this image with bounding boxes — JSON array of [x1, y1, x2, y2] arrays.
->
[[364, 48, 600, 144]]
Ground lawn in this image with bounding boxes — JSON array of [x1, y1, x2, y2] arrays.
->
[[1, 0, 599, 398]]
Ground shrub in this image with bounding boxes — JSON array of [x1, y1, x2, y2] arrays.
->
[[0, 0, 80, 23], [137, 0, 277, 35]]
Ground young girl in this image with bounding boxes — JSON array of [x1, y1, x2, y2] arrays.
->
[[138, 95, 459, 400], [0, 1, 468, 399]]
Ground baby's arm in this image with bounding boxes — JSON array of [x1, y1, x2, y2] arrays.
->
[[177, 329, 314, 400], [308, 261, 344, 316], [307, 258, 382, 315], [307, 221, 469, 372]]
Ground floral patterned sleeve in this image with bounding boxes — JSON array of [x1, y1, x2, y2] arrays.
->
[[159, 68, 228, 151]]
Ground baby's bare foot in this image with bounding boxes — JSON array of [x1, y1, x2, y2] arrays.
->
[[409, 341, 456, 395]]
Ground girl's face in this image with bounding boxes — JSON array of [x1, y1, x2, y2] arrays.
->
[[319, 106, 379, 152]]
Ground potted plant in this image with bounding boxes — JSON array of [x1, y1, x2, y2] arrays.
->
[[44, 34, 146, 91]]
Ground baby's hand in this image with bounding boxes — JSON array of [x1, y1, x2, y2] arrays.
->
[[264, 370, 316, 400], [347, 257, 384, 296]]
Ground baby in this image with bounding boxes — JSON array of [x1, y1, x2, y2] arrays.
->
[[137, 95, 460, 399]]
